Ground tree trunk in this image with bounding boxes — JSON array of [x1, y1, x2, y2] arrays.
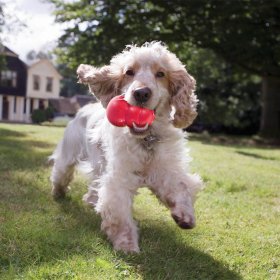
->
[[260, 76, 280, 138]]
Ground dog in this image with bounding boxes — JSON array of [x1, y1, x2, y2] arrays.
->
[[50, 42, 203, 253]]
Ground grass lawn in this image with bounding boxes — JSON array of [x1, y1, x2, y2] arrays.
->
[[0, 123, 279, 280]]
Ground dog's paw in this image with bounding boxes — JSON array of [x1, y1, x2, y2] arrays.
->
[[104, 223, 140, 253], [113, 240, 140, 254], [51, 186, 70, 200], [171, 212, 195, 229], [170, 200, 196, 229], [83, 191, 98, 207], [113, 229, 140, 253]]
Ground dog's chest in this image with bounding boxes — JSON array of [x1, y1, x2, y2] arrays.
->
[[127, 135, 161, 177], [140, 135, 160, 151]]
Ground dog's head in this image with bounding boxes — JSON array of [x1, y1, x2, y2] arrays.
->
[[77, 42, 198, 131]]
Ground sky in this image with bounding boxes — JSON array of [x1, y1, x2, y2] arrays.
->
[[1, 0, 66, 61]]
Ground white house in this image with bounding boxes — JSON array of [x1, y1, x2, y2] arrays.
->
[[25, 59, 62, 121]]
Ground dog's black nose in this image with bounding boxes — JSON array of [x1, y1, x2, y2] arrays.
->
[[133, 87, 152, 104]]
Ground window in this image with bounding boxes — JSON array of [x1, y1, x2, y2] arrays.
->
[[2, 96, 9, 119], [46, 77, 53, 92], [39, 100, 45, 110], [30, 99, 34, 113], [23, 98, 27, 114], [0, 70, 17, 87], [33, 75, 40, 90], [14, 96, 17, 113]]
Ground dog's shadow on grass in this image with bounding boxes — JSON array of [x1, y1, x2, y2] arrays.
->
[[57, 197, 241, 280], [235, 150, 278, 161], [121, 226, 240, 280]]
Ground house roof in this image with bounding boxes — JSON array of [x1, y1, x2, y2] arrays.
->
[[0, 45, 19, 58], [28, 59, 63, 79]]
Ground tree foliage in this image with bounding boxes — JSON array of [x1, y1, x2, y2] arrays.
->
[[26, 50, 54, 62], [0, 1, 6, 69], [52, 0, 280, 76], [58, 62, 88, 97], [177, 43, 261, 132], [50, 0, 279, 135]]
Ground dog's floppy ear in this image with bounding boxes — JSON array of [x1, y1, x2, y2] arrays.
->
[[77, 64, 120, 107], [169, 69, 198, 128]]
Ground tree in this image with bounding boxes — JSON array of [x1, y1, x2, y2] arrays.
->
[[0, 1, 6, 69], [51, 0, 280, 137], [57, 63, 88, 97], [182, 45, 261, 134], [26, 50, 54, 62], [0, 2, 3, 28], [0, 1, 26, 69]]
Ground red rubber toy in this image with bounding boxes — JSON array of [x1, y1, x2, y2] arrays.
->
[[106, 95, 155, 128]]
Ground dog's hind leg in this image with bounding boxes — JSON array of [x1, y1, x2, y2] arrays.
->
[[50, 118, 85, 199], [50, 137, 77, 199], [51, 160, 75, 199], [83, 180, 99, 206]]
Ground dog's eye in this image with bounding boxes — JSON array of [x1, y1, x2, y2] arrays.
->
[[125, 69, 135, 76], [156, 71, 165, 78]]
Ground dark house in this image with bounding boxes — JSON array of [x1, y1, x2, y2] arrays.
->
[[0, 46, 27, 120]]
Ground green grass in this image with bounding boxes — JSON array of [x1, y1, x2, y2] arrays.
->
[[0, 123, 279, 280]]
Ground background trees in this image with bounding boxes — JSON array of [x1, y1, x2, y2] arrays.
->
[[0, 2, 6, 68], [0, 1, 26, 69], [51, 0, 280, 137]]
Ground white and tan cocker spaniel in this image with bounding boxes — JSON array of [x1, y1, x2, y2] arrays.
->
[[50, 42, 203, 253]]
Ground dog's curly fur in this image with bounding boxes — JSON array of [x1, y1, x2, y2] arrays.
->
[[50, 42, 203, 253]]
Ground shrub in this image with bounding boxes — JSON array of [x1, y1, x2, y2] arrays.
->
[[31, 107, 55, 124], [31, 109, 47, 124], [45, 106, 55, 120]]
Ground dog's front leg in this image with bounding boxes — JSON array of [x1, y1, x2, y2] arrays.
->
[[95, 174, 139, 253], [149, 172, 202, 229]]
